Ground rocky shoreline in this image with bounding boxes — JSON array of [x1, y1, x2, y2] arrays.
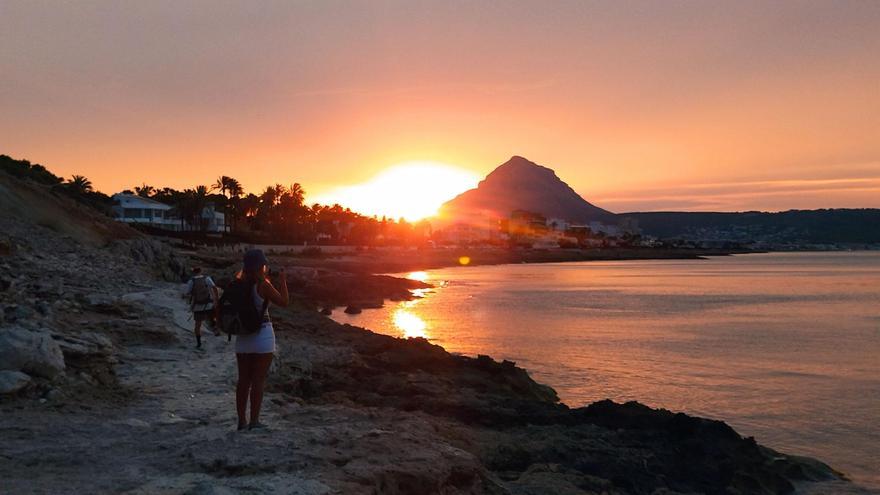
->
[[189, 245, 752, 277], [0, 173, 871, 494]]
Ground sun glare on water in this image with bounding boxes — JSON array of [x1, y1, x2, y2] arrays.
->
[[312, 161, 479, 222], [407, 271, 429, 282], [393, 309, 428, 339]]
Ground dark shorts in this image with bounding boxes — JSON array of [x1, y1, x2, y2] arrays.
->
[[193, 310, 213, 322]]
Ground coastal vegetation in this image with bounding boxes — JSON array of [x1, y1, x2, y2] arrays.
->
[[0, 154, 115, 213], [1, 154, 432, 246]]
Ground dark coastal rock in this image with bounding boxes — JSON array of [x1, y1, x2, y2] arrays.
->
[[34, 301, 51, 316], [286, 270, 430, 309], [0, 326, 66, 379], [343, 305, 362, 315], [54, 332, 114, 361], [319, 307, 332, 316], [478, 399, 840, 495], [0, 370, 31, 394], [356, 299, 384, 309], [112, 238, 187, 282], [0, 239, 13, 256], [3, 304, 33, 323], [269, 309, 842, 495]]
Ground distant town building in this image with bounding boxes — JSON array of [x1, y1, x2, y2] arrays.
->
[[547, 218, 569, 232], [509, 210, 548, 237], [618, 217, 641, 235], [442, 219, 501, 244], [589, 221, 620, 236]]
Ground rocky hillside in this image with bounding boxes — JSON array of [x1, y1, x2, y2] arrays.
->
[[439, 156, 616, 224], [0, 169, 186, 396]]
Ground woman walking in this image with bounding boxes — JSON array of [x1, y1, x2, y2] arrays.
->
[[234, 249, 288, 430]]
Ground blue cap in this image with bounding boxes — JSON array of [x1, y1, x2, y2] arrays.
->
[[243, 249, 268, 272]]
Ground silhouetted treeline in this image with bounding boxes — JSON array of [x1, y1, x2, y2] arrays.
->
[[122, 177, 431, 245], [0, 154, 114, 213], [1, 154, 430, 246]]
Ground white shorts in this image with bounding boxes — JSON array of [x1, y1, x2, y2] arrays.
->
[[235, 322, 275, 354]]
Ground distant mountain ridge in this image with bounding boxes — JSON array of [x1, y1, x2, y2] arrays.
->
[[439, 156, 616, 224], [624, 209, 880, 245], [437, 156, 880, 246]]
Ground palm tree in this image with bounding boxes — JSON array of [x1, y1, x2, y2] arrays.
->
[[212, 176, 227, 197], [212, 175, 244, 198], [66, 175, 93, 195], [287, 183, 304, 206], [134, 183, 155, 198], [227, 179, 243, 198], [212, 176, 243, 232], [168, 190, 192, 232], [151, 187, 178, 204], [239, 193, 261, 230], [193, 185, 209, 231]]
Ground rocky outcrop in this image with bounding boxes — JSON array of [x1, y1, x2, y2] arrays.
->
[[288, 271, 430, 310], [112, 238, 188, 282], [0, 370, 31, 394], [0, 326, 65, 378], [268, 310, 842, 495]]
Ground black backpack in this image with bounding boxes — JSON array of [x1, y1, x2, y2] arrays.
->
[[218, 280, 268, 336], [190, 276, 213, 305]]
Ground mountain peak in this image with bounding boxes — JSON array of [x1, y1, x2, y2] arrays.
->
[[439, 156, 615, 224], [505, 155, 535, 165], [494, 155, 548, 171]]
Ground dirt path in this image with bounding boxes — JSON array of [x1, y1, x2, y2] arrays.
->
[[0, 285, 487, 494]]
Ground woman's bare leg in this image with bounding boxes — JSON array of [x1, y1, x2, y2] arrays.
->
[[193, 319, 203, 348], [235, 353, 254, 429], [249, 353, 274, 426]]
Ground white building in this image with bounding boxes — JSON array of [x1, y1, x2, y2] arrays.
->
[[111, 193, 227, 232], [111, 194, 180, 230], [200, 202, 228, 233]]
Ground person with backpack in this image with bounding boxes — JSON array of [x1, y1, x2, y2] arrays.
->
[[183, 267, 219, 349], [216, 249, 288, 431]]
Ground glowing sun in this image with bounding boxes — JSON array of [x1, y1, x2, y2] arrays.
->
[[312, 161, 479, 222]]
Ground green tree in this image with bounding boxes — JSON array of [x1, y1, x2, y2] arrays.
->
[[134, 183, 155, 198], [212, 176, 243, 232], [192, 185, 210, 231], [66, 175, 93, 195]]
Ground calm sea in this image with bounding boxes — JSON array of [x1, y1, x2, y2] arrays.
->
[[332, 252, 880, 489]]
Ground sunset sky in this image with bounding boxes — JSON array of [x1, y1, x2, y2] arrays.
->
[[2, 1, 879, 215]]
